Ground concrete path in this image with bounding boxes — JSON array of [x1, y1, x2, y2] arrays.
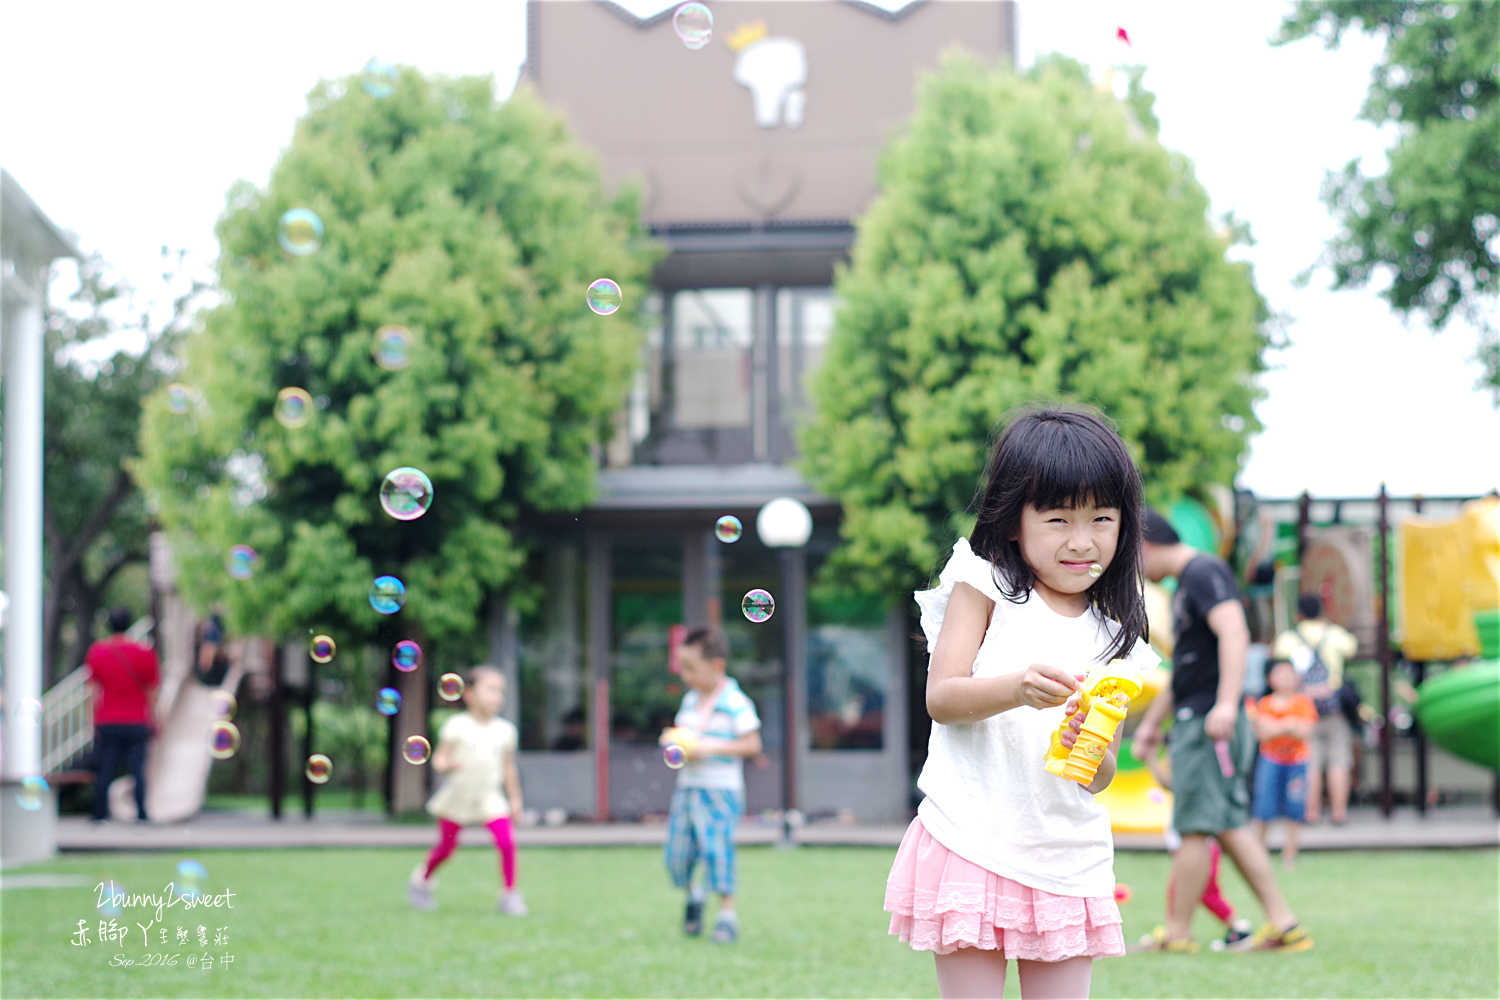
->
[[44, 804, 1499, 854]]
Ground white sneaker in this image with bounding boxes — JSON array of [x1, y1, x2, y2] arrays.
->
[[407, 866, 437, 911], [498, 890, 529, 916]]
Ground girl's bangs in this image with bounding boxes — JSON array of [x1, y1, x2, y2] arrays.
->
[[1019, 437, 1128, 512]]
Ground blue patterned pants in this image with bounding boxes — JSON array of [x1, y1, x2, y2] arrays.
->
[[664, 787, 744, 896]]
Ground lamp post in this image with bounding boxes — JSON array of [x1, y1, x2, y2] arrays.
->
[[756, 497, 812, 846]]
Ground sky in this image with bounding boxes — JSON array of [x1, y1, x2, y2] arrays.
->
[[3, 0, 1497, 500]]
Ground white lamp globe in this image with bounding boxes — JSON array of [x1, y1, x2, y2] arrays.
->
[[756, 497, 813, 549]]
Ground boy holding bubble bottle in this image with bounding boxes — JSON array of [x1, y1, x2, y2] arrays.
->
[[659, 626, 762, 944], [407, 666, 527, 915]]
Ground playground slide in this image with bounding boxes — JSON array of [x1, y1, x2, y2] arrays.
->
[[1414, 659, 1500, 773], [1096, 766, 1172, 834], [108, 667, 242, 823], [1093, 666, 1173, 834]]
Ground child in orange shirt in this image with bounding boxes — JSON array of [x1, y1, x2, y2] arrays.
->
[[1251, 660, 1318, 871]]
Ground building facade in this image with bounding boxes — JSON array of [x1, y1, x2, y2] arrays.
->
[[509, 0, 1016, 822]]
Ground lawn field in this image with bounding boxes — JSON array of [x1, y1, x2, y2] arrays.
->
[[1, 845, 1495, 998]]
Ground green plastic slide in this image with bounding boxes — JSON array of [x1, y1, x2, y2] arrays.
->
[[1414, 659, 1500, 773]]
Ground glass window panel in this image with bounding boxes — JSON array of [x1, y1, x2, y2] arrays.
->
[[518, 544, 588, 751], [609, 534, 683, 745], [777, 288, 835, 424], [805, 525, 888, 749], [630, 293, 662, 445], [717, 537, 788, 750], [672, 289, 753, 430], [806, 624, 887, 750]]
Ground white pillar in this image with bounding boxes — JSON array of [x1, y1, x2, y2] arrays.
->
[[2, 280, 44, 781]]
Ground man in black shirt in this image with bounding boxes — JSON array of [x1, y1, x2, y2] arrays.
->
[[1132, 509, 1311, 953]]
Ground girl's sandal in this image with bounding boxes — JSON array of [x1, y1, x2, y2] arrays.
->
[[1130, 926, 1199, 953]]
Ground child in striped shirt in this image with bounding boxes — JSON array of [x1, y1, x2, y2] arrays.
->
[[659, 626, 762, 943]]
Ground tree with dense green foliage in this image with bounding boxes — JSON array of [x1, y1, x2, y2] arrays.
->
[[135, 68, 656, 805], [138, 69, 653, 644], [41, 254, 198, 684], [800, 55, 1269, 598], [1275, 0, 1499, 397]]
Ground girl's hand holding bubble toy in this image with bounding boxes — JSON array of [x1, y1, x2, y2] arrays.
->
[[1043, 659, 1143, 786], [659, 726, 699, 759]]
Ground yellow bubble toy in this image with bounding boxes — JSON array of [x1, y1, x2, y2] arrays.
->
[[1044, 659, 1143, 785], [659, 726, 700, 757]]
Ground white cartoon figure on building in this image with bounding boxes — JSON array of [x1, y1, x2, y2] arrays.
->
[[729, 21, 807, 129]]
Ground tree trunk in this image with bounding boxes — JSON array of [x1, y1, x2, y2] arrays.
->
[[388, 627, 431, 815]]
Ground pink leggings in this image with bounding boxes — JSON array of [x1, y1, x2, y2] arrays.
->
[[1168, 838, 1234, 923], [424, 817, 517, 890]]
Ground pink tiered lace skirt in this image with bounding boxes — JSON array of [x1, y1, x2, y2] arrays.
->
[[884, 818, 1125, 961]]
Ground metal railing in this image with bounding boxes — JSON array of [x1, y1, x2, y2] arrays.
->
[[39, 616, 157, 776], [41, 666, 93, 775]]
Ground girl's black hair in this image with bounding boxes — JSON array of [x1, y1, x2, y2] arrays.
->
[[968, 403, 1148, 662]]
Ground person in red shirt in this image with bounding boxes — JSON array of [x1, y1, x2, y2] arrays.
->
[[84, 608, 160, 822], [1250, 660, 1317, 870]]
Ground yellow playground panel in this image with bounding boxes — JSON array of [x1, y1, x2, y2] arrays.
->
[[1400, 496, 1500, 661]]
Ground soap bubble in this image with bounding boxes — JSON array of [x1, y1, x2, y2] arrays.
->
[[741, 589, 775, 623], [673, 2, 713, 49], [278, 208, 324, 256], [585, 278, 622, 316], [98, 880, 126, 917], [166, 383, 192, 414], [376, 687, 402, 716], [15, 697, 42, 728], [305, 754, 332, 784], [369, 576, 406, 614], [1114, 882, 1132, 904], [1088, 562, 1103, 579], [379, 467, 433, 521], [402, 735, 432, 764], [714, 515, 743, 543], [373, 325, 412, 370], [361, 57, 397, 98], [392, 640, 423, 672], [663, 744, 687, 769], [226, 545, 258, 580], [209, 690, 237, 721], [209, 721, 241, 759], [16, 775, 48, 811], [175, 860, 207, 901], [438, 673, 465, 701], [310, 634, 337, 663], [1147, 788, 1166, 804], [275, 387, 313, 429]]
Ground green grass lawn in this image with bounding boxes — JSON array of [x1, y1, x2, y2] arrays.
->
[[2, 845, 1495, 998]]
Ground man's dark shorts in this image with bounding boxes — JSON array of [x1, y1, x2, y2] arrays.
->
[[1169, 706, 1256, 835]]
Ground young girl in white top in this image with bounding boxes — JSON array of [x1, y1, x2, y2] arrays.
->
[[885, 405, 1160, 1000], [407, 666, 528, 915]]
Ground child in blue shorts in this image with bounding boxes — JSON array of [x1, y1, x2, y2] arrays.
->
[[659, 626, 762, 943], [1251, 659, 1317, 871]]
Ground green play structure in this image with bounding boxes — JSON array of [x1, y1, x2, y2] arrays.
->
[[1415, 658, 1500, 773]]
